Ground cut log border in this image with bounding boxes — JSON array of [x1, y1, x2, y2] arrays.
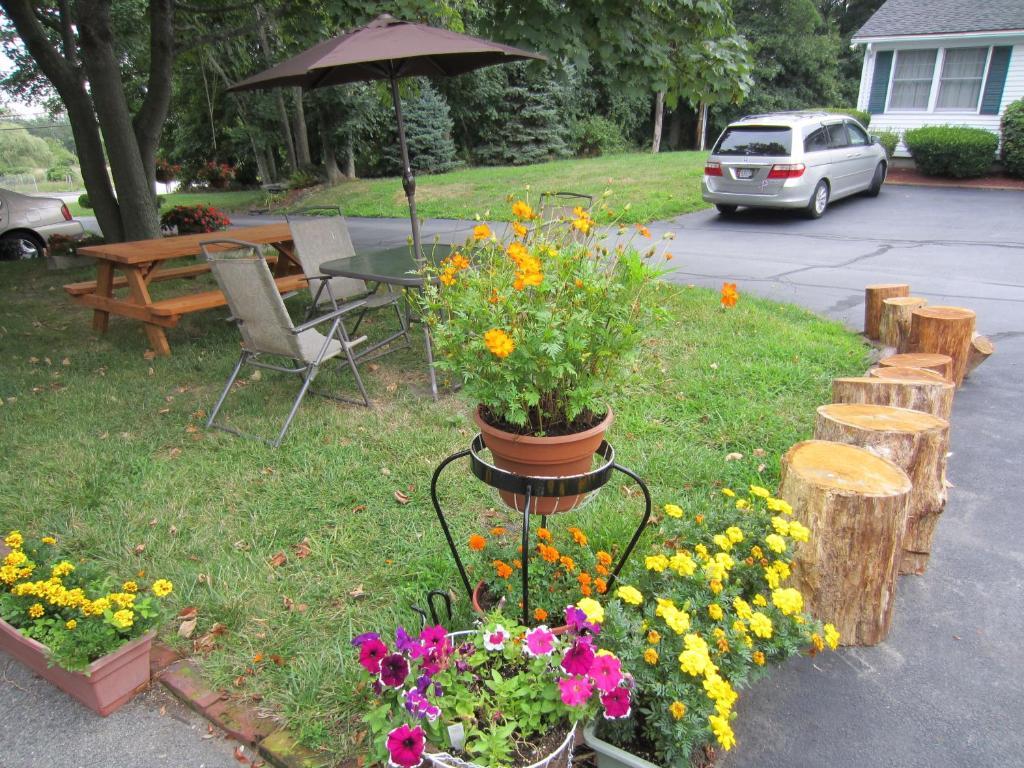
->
[[965, 333, 994, 379], [864, 283, 910, 340], [878, 352, 953, 382], [908, 306, 976, 387], [832, 376, 955, 422], [880, 296, 927, 352]]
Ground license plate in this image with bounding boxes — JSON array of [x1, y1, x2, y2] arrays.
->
[[736, 168, 754, 179]]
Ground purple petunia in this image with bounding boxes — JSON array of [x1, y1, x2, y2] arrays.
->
[[403, 688, 441, 722], [380, 653, 410, 688], [395, 626, 419, 654], [351, 632, 381, 648], [600, 687, 632, 719]]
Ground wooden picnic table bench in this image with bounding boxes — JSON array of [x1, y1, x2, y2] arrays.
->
[[69, 223, 303, 357]]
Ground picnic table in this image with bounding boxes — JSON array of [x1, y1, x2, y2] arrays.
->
[[67, 224, 304, 357]]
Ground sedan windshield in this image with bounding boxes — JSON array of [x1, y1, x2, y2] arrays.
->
[[714, 126, 792, 157]]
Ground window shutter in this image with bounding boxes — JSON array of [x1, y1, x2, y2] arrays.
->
[[980, 46, 1012, 115], [868, 50, 894, 114]]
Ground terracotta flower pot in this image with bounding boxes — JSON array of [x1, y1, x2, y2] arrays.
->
[[0, 618, 154, 716], [474, 406, 613, 515]]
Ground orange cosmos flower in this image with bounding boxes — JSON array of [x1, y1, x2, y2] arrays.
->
[[512, 221, 528, 238], [636, 224, 651, 238], [472, 223, 491, 240], [483, 328, 515, 358], [721, 282, 739, 308], [511, 200, 535, 220]]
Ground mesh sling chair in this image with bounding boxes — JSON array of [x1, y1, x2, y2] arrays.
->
[[538, 191, 595, 243], [202, 239, 370, 448], [285, 207, 411, 361]]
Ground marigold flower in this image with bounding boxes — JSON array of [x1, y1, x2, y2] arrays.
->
[[65, 619, 77, 630], [765, 534, 787, 554], [578, 572, 592, 586], [576, 597, 604, 624], [472, 223, 491, 240], [568, 527, 588, 546], [720, 282, 739, 308], [4, 531, 23, 550], [596, 550, 612, 566], [670, 700, 686, 720], [152, 578, 174, 598], [647, 629, 662, 644], [824, 623, 841, 650], [708, 604, 723, 621], [560, 555, 576, 572], [788, 520, 810, 543], [492, 560, 513, 579], [748, 611, 773, 639], [811, 633, 825, 653], [736, 499, 750, 510], [709, 579, 723, 595], [753, 594, 767, 607], [580, 584, 592, 596], [122, 580, 139, 594], [111, 609, 134, 630], [28, 603, 44, 619], [644, 648, 659, 665], [483, 328, 515, 358], [616, 585, 643, 605], [752, 650, 765, 665], [645, 554, 669, 572], [534, 608, 548, 622], [537, 528, 552, 541], [750, 484, 771, 498], [40, 536, 57, 545], [468, 534, 486, 551], [663, 503, 683, 518], [490, 527, 506, 536], [709, 714, 736, 750], [51, 561, 75, 578], [594, 578, 608, 594], [538, 544, 560, 563]]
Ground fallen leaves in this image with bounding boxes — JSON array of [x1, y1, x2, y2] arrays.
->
[[293, 538, 311, 559], [193, 622, 227, 654], [725, 452, 743, 462], [282, 596, 308, 613], [132, 543, 146, 555], [348, 584, 366, 600], [393, 490, 410, 505], [268, 551, 287, 568]]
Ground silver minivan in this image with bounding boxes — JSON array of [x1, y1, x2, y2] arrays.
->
[[701, 112, 888, 218]]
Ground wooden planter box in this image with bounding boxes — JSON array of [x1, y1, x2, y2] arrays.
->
[[0, 618, 154, 716]]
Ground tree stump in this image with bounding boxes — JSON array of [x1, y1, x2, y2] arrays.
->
[[879, 296, 927, 352], [832, 375, 955, 421], [965, 333, 994, 379], [878, 352, 953, 382], [781, 440, 911, 646], [814, 404, 950, 576], [908, 306, 976, 386], [864, 283, 910, 340], [868, 365, 948, 384]]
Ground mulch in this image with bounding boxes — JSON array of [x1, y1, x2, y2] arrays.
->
[[885, 167, 1024, 191]]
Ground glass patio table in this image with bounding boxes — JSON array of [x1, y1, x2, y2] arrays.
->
[[320, 244, 454, 399]]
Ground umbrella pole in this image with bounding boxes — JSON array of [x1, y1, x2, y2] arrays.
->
[[389, 74, 423, 264]]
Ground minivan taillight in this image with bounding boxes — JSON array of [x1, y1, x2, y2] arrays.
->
[[767, 163, 806, 179], [60, 203, 72, 221], [704, 161, 723, 177]]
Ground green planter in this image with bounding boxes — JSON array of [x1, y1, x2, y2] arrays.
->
[[583, 722, 660, 768]]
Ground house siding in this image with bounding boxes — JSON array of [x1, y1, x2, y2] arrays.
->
[[856, 36, 1024, 156]]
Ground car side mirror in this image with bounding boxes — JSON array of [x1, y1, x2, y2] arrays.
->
[[870, 135, 881, 145]]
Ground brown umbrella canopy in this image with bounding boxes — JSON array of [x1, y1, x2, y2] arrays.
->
[[230, 15, 544, 258]]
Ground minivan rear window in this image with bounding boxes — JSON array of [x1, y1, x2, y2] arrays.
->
[[713, 126, 792, 157]]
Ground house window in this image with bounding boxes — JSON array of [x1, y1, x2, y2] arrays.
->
[[889, 49, 937, 110], [936, 47, 988, 110]]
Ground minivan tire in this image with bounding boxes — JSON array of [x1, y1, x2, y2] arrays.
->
[[0, 231, 46, 260], [866, 162, 886, 197], [715, 204, 738, 216], [804, 181, 829, 219]]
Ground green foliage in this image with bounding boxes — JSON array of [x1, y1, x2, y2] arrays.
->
[[287, 165, 323, 190], [0, 531, 173, 672], [415, 197, 667, 434], [382, 81, 458, 175], [572, 117, 629, 156], [904, 126, 999, 178], [0, 122, 55, 173], [45, 164, 75, 182], [873, 130, 900, 159], [77, 193, 92, 210], [1001, 98, 1024, 178], [815, 106, 870, 127], [0, 239, 23, 261]]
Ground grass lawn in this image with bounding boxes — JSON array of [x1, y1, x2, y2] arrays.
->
[[299, 151, 709, 223], [0, 258, 866, 757], [66, 190, 271, 219]]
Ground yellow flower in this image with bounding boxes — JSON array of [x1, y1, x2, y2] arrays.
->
[[4, 531, 24, 549], [694, 544, 710, 561], [152, 579, 173, 598], [472, 223, 491, 240], [647, 630, 661, 644], [732, 597, 752, 619], [663, 607, 691, 635], [122, 581, 139, 594], [645, 554, 669, 572], [788, 520, 810, 543], [763, 566, 781, 590], [51, 561, 75, 578], [767, 497, 794, 515], [765, 534, 787, 554], [720, 488, 735, 498], [749, 611, 773, 639], [752, 594, 767, 607], [40, 536, 57, 545], [616, 585, 643, 606], [511, 221, 528, 239], [771, 516, 791, 536], [703, 672, 737, 711], [811, 633, 825, 652], [110, 592, 137, 609], [438, 269, 456, 286], [483, 328, 515, 358], [644, 648, 659, 665], [824, 623, 841, 650], [773, 560, 791, 581], [712, 534, 732, 552], [4, 550, 27, 567], [709, 579, 723, 595], [708, 604, 723, 621], [669, 551, 696, 576], [669, 701, 686, 720], [725, 526, 744, 543], [28, 603, 44, 619], [111, 609, 134, 630], [65, 619, 77, 630], [511, 200, 535, 220], [678, 634, 714, 677], [709, 715, 736, 750], [735, 499, 750, 510], [663, 503, 683, 518], [771, 587, 804, 616], [749, 485, 771, 498], [576, 597, 604, 624]]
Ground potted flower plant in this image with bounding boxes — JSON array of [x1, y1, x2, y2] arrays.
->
[[416, 196, 670, 513], [159, 204, 232, 235], [155, 158, 181, 184], [0, 531, 174, 716], [353, 603, 632, 768], [585, 487, 840, 766], [197, 161, 235, 189]]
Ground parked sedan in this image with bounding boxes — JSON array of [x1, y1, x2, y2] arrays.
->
[[701, 112, 888, 218], [0, 188, 84, 259]]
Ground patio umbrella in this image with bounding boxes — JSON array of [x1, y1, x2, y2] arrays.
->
[[229, 14, 545, 259]]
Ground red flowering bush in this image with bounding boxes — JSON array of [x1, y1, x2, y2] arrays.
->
[[155, 158, 181, 182], [196, 161, 236, 185], [160, 205, 231, 235]]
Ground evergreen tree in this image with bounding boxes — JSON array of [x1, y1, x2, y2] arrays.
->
[[383, 81, 457, 175], [475, 64, 571, 166]]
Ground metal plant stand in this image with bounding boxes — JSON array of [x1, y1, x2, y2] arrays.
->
[[430, 435, 652, 628]]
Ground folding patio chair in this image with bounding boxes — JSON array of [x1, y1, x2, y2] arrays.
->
[[285, 207, 411, 360], [538, 191, 595, 244], [202, 239, 370, 448]]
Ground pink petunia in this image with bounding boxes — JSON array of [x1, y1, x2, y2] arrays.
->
[[358, 637, 388, 674], [379, 653, 410, 688], [523, 626, 556, 657], [419, 625, 448, 653], [483, 624, 508, 651], [560, 640, 595, 676], [600, 687, 632, 719], [386, 723, 425, 768], [589, 653, 623, 693], [558, 675, 593, 707]]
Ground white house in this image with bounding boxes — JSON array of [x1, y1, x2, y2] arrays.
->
[[852, 0, 1024, 156]]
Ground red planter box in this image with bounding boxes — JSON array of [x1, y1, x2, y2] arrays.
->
[[0, 618, 154, 716]]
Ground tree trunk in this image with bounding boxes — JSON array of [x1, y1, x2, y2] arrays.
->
[[76, 0, 161, 240], [879, 296, 926, 351], [908, 306, 977, 386], [878, 352, 953, 382], [667, 107, 682, 150], [265, 148, 278, 183], [255, 8, 296, 170], [864, 283, 910, 340], [292, 88, 311, 167], [695, 101, 708, 150], [814, 404, 950, 576], [320, 114, 343, 185], [965, 333, 994, 379], [781, 440, 912, 646], [833, 375, 955, 422], [651, 91, 665, 154], [868, 366, 948, 384], [345, 135, 356, 179]]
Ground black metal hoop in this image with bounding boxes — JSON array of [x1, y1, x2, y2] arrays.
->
[[467, 435, 616, 498]]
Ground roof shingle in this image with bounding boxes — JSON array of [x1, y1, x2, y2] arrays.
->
[[854, 0, 1024, 39]]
